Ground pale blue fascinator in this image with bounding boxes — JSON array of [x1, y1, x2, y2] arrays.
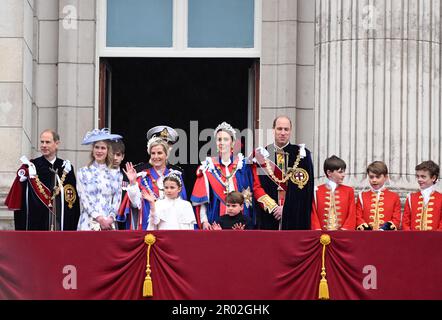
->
[[81, 128, 123, 145]]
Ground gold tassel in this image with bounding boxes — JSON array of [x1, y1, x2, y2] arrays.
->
[[143, 277, 153, 297], [143, 234, 156, 298], [318, 234, 331, 300]]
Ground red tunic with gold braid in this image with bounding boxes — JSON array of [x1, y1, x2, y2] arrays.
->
[[311, 184, 356, 230], [402, 191, 442, 231], [356, 188, 401, 230]]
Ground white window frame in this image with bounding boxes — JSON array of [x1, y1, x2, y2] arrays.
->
[[97, 0, 261, 58]]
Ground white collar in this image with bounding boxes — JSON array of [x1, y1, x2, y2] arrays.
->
[[46, 156, 57, 165], [274, 142, 290, 150], [221, 158, 231, 167], [370, 185, 385, 193], [420, 185, 434, 205], [326, 179, 338, 192], [420, 185, 434, 197]]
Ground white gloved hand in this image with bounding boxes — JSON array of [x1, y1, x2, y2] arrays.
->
[[255, 146, 270, 159], [298, 144, 306, 158], [63, 160, 72, 173], [20, 156, 37, 177], [28, 163, 37, 178]]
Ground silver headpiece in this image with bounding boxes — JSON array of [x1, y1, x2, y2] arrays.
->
[[165, 170, 182, 187], [214, 122, 237, 141]]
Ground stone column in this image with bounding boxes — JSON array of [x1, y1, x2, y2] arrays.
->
[[57, 0, 96, 168], [260, 0, 315, 148], [0, 0, 34, 190], [315, 0, 441, 192], [0, 0, 34, 229], [34, 0, 59, 152]]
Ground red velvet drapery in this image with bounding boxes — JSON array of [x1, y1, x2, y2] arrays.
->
[[1, 231, 441, 300]]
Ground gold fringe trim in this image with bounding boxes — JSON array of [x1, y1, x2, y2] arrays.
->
[[143, 234, 156, 297]]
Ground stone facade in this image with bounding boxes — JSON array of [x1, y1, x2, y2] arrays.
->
[[261, 0, 315, 149], [0, 0, 440, 229], [314, 0, 442, 194], [0, 0, 97, 228]]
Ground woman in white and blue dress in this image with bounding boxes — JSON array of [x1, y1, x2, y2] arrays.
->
[[77, 128, 123, 231]]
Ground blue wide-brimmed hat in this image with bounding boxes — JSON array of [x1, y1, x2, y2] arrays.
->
[[81, 128, 123, 145]]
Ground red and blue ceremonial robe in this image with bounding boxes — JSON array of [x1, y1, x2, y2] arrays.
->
[[191, 154, 277, 229]]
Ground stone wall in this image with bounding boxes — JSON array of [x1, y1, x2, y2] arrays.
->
[[314, 0, 442, 194], [260, 0, 315, 148], [0, 0, 97, 229], [0, 0, 34, 191]]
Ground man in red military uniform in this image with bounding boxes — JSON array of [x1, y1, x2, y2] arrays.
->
[[356, 161, 401, 231], [311, 155, 356, 230], [402, 160, 442, 231]]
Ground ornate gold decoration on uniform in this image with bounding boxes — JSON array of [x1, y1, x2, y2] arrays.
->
[[241, 187, 253, 208], [324, 190, 341, 230], [146, 125, 178, 144], [257, 194, 278, 213], [417, 195, 434, 231], [212, 163, 239, 195], [369, 192, 384, 230], [264, 150, 310, 190], [64, 184, 77, 209], [289, 168, 309, 190], [160, 128, 169, 139], [34, 170, 68, 201]]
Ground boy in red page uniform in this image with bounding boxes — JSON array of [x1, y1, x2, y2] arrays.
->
[[402, 160, 442, 231], [356, 161, 401, 231], [311, 155, 356, 230]]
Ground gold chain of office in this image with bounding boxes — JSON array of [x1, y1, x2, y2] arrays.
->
[[34, 172, 67, 201], [264, 153, 301, 184], [212, 164, 240, 191]]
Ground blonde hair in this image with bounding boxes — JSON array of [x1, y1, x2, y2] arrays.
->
[[147, 138, 169, 156], [88, 140, 114, 168]]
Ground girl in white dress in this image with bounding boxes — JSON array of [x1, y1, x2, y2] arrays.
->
[[145, 172, 196, 230]]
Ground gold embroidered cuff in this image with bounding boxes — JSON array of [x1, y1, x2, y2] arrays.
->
[[257, 195, 278, 213]]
